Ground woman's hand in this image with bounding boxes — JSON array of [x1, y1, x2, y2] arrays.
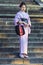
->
[[23, 22, 28, 27], [17, 21, 31, 27], [23, 22, 31, 27], [19, 21, 28, 27], [17, 21, 23, 24]]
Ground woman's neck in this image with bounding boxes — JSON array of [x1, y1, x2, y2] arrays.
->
[[20, 10, 25, 12]]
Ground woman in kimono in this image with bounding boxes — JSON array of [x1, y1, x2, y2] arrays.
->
[[14, 2, 31, 58]]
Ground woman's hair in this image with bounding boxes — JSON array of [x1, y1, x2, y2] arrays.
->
[[19, 1, 26, 7]]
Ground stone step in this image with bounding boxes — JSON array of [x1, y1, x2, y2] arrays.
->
[[0, 33, 43, 37], [0, 51, 43, 57], [0, 30, 43, 33], [0, 57, 43, 64], [0, 39, 43, 44], [0, 22, 43, 27], [0, 53, 43, 58], [0, 14, 43, 17], [0, 32, 42, 35], [0, 43, 43, 47], [0, 51, 43, 54], [0, 29, 43, 33], [0, 48, 43, 52], [0, 9, 43, 15], [0, 23, 38, 26], [0, 26, 43, 30], [0, 35, 43, 38], [0, 49, 43, 57], [0, 39, 43, 43], [0, 17, 42, 22], [0, 0, 35, 4], [0, 64, 42, 65], [0, 28, 43, 31], [0, 41, 43, 44], [0, 0, 20, 4], [0, 46, 43, 48], [0, 33, 43, 38], [0, 57, 43, 60]]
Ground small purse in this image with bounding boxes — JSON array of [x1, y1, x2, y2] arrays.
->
[[15, 24, 25, 36]]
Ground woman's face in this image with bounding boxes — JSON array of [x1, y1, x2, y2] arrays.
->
[[20, 5, 26, 12]]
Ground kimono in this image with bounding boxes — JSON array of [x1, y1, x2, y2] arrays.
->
[[14, 11, 31, 55]]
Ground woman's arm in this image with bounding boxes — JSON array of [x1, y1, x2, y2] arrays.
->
[[17, 21, 28, 25]]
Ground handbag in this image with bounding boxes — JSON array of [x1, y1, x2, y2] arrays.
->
[[15, 24, 25, 36]]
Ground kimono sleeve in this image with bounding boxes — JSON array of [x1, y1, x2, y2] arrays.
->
[[14, 13, 20, 25], [28, 14, 31, 27], [28, 14, 31, 34]]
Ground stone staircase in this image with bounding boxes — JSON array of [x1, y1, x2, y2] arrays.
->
[[0, 1, 43, 65], [0, 17, 43, 65]]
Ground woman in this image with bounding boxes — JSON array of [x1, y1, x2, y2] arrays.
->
[[14, 2, 31, 58]]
